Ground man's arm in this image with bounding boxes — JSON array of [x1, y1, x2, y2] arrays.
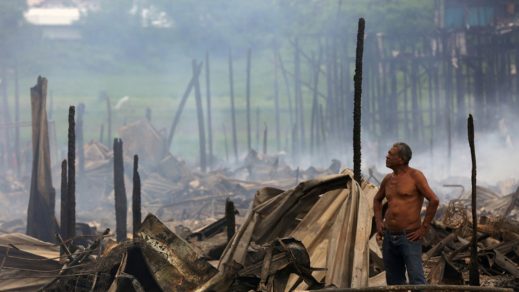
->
[[373, 175, 389, 237], [408, 170, 439, 241]]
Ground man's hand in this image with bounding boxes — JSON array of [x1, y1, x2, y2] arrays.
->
[[376, 221, 384, 241], [407, 226, 427, 241]]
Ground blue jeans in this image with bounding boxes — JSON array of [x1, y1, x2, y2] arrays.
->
[[382, 230, 426, 285]]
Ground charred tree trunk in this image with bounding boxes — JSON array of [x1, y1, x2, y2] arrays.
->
[[132, 155, 141, 237], [353, 18, 365, 183], [67, 106, 76, 242], [27, 76, 56, 242], [60, 159, 68, 251], [113, 138, 127, 242], [467, 114, 480, 286]]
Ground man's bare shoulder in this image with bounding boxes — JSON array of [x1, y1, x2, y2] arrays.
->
[[382, 173, 393, 182], [408, 167, 429, 183]]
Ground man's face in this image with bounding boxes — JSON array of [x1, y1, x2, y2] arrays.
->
[[386, 146, 403, 169]]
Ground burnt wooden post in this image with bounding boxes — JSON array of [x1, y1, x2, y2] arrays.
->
[[467, 114, 480, 286], [205, 52, 214, 169], [67, 106, 76, 241], [225, 198, 236, 242], [246, 48, 252, 152], [27, 76, 56, 242], [228, 49, 239, 162], [132, 155, 141, 237], [113, 138, 127, 241], [60, 159, 68, 249], [193, 59, 207, 173], [353, 18, 365, 183], [166, 62, 203, 153], [77, 103, 85, 176]]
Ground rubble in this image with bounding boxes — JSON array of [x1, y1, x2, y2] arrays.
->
[[1, 119, 518, 290]]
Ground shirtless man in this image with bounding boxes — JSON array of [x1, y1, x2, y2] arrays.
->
[[373, 142, 439, 285]]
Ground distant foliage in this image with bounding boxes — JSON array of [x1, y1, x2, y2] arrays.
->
[[78, 0, 434, 56]]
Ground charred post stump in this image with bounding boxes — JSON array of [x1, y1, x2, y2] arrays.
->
[[225, 198, 236, 242], [27, 76, 56, 242], [132, 155, 141, 238], [467, 114, 480, 286], [67, 106, 76, 242], [113, 138, 127, 242], [193, 59, 207, 173], [353, 18, 365, 183], [60, 159, 68, 255]]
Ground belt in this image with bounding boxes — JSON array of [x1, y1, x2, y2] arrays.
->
[[385, 227, 419, 235]]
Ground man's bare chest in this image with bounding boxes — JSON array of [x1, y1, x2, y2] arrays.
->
[[385, 175, 418, 199]]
